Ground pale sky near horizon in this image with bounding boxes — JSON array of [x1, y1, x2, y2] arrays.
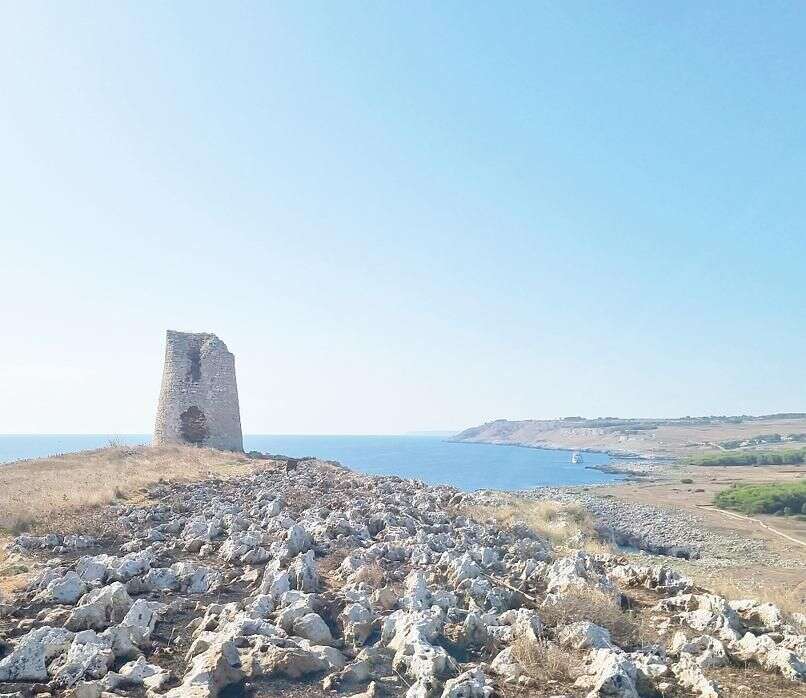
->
[[2, 2, 805, 435]]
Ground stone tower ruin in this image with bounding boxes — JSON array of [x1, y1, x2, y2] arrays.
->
[[154, 330, 243, 451]]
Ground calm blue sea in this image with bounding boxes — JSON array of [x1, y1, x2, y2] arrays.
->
[[0, 434, 617, 490]]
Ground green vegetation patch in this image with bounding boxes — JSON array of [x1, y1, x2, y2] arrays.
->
[[686, 448, 806, 466], [714, 481, 806, 516]]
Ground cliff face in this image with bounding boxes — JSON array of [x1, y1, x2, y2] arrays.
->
[[452, 415, 806, 459]]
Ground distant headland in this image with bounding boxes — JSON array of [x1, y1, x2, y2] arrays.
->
[[451, 413, 806, 461]]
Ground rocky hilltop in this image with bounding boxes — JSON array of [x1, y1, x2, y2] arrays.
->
[[451, 414, 806, 460], [1, 457, 804, 697]]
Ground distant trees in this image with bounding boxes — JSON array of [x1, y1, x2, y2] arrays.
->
[[687, 448, 806, 467], [714, 482, 806, 517]]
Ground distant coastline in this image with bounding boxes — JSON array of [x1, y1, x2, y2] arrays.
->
[[0, 434, 619, 489], [451, 413, 806, 463], [444, 438, 659, 479]]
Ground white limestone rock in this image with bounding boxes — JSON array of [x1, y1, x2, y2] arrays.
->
[[244, 594, 275, 618], [670, 632, 728, 668], [141, 567, 180, 592], [108, 551, 153, 582], [384, 610, 448, 689], [66, 582, 134, 631], [218, 530, 267, 563], [447, 553, 482, 584], [75, 555, 115, 584], [558, 621, 613, 650], [402, 570, 432, 611], [729, 600, 786, 633], [240, 639, 343, 679], [462, 612, 489, 647], [342, 602, 375, 646], [120, 598, 166, 645], [288, 550, 319, 592], [276, 593, 318, 633], [28, 566, 69, 591], [441, 666, 494, 697], [575, 648, 640, 698], [258, 561, 291, 601], [477, 547, 500, 568], [293, 612, 334, 646], [171, 561, 222, 594], [545, 551, 616, 598], [164, 640, 244, 697], [671, 654, 720, 697], [0, 626, 74, 682], [608, 564, 691, 593], [654, 594, 741, 634], [38, 571, 88, 605], [102, 655, 171, 691], [50, 630, 114, 686], [729, 631, 806, 682], [504, 608, 542, 642], [489, 646, 524, 683], [286, 524, 313, 556]]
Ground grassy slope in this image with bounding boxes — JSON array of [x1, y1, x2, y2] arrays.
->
[[0, 444, 255, 532], [0, 445, 273, 598]]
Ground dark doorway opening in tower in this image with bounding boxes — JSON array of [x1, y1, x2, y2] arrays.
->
[[187, 346, 201, 382], [180, 406, 208, 444]]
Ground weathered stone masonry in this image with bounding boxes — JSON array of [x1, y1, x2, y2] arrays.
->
[[153, 330, 243, 451]]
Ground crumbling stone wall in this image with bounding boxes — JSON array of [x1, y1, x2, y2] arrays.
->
[[154, 330, 243, 451]]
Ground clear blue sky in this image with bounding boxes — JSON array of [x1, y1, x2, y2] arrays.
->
[[2, 2, 804, 434]]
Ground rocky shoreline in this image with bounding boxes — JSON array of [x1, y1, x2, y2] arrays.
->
[[445, 440, 651, 463], [584, 460, 668, 479], [0, 457, 804, 697], [444, 439, 674, 480]]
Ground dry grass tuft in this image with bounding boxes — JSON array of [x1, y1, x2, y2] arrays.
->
[[581, 537, 617, 557], [0, 444, 256, 532], [0, 546, 30, 596], [511, 635, 580, 682], [281, 486, 318, 513], [463, 497, 612, 551], [317, 548, 347, 570], [542, 586, 639, 647], [8, 515, 36, 535], [349, 562, 386, 586], [689, 573, 805, 627]]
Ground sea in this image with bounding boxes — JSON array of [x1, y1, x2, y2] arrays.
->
[[0, 434, 618, 491]]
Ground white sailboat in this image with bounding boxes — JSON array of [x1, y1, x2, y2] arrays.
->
[[571, 452, 584, 464]]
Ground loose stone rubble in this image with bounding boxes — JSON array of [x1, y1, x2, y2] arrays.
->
[[1, 458, 804, 697]]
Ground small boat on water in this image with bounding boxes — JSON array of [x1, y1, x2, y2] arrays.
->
[[571, 452, 584, 464]]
